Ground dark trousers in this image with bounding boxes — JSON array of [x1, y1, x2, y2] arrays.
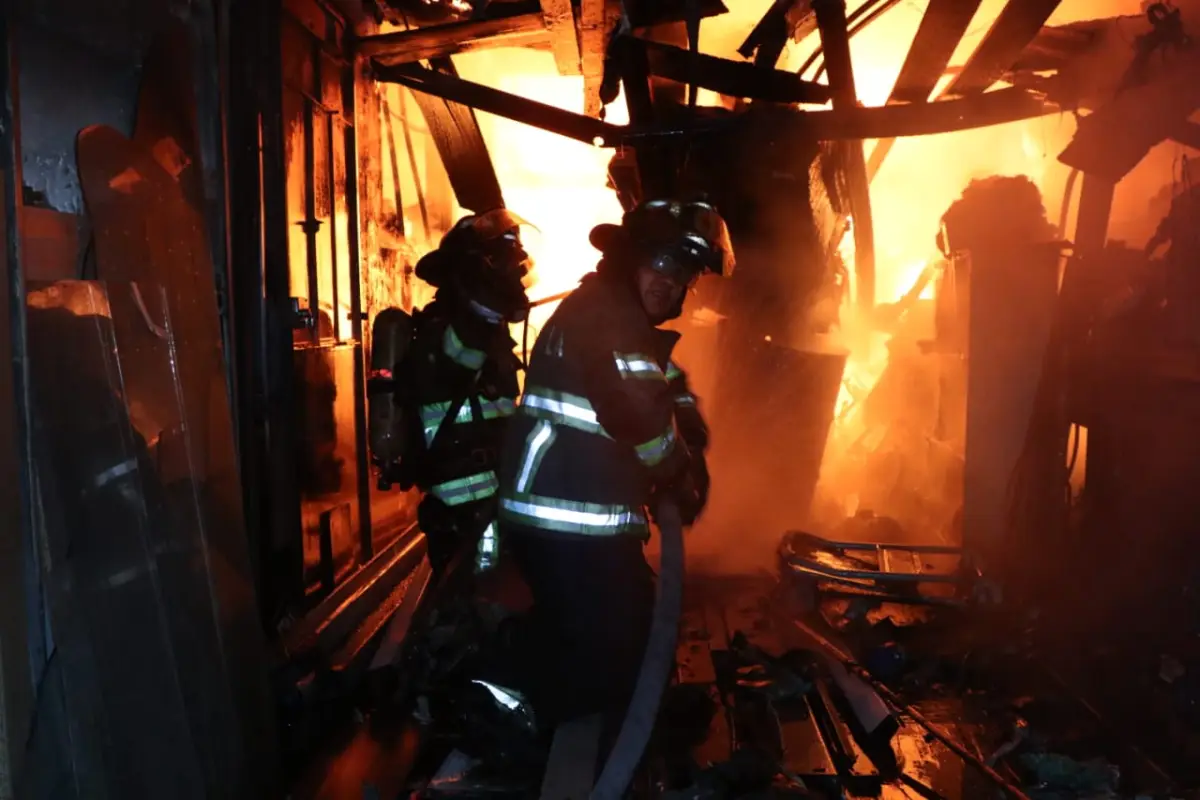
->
[[418, 495, 492, 576], [506, 527, 656, 728]]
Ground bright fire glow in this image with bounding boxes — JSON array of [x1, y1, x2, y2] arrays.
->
[[396, 0, 1138, 507], [452, 50, 630, 343]]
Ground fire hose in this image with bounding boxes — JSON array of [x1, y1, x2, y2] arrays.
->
[[590, 500, 685, 800]]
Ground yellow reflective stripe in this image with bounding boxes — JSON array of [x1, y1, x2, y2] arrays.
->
[[516, 420, 556, 493], [431, 471, 499, 506], [443, 325, 486, 370], [613, 352, 664, 380], [665, 361, 683, 381], [635, 423, 677, 467], [498, 492, 648, 537], [480, 397, 516, 419], [518, 386, 611, 437]]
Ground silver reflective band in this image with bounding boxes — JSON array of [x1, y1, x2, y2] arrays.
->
[[613, 352, 664, 380], [443, 325, 486, 370], [522, 390, 598, 425], [674, 393, 697, 406], [499, 494, 647, 536], [475, 522, 499, 572], [516, 420, 555, 493], [519, 387, 611, 437]]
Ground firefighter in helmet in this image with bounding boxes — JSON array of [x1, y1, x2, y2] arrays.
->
[[495, 198, 734, 728], [402, 208, 532, 576]]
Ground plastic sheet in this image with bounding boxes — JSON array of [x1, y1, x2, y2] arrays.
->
[[20, 281, 275, 799]]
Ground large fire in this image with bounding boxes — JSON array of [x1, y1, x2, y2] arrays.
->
[[388, 0, 1147, 512]]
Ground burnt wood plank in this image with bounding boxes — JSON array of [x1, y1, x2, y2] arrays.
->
[[539, 0, 582, 75], [889, 0, 983, 105], [360, 13, 549, 64], [642, 39, 832, 105]]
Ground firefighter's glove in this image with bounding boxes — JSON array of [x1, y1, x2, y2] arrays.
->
[[652, 468, 705, 527], [690, 452, 710, 517], [674, 404, 709, 453]]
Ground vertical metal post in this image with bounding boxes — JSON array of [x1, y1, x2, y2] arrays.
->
[[0, 15, 34, 799], [303, 44, 321, 344], [345, 57, 373, 562]]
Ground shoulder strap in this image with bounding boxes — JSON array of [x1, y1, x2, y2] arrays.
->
[[424, 370, 480, 460]]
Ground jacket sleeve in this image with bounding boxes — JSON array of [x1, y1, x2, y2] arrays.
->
[[577, 318, 688, 483], [666, 361, 709, 453]]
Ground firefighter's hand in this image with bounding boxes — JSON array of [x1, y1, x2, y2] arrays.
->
[[652, 467, 706, 527]]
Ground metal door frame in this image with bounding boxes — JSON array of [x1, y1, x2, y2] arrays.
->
[[0, 15, 37, 794]]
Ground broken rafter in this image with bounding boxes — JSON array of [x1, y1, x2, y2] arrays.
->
[[888, 0, 982, 105], [641, 40, 832, 105], [813, 0, 876, 311], [375, 60, 1059, 147], [357, 12, 549, 65], [539, 0, 582, 76], [944, 0, 1065, 97], [737, 0, 798, 64], [869, 0, 1061, 180]]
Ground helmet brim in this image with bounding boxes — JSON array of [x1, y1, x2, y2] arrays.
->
[[589, 222, 628, 255]]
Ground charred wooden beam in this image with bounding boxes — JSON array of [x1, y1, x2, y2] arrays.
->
[[642, 40, 832, 105], [581, 0, 622, 117], [944, 0, 1064, 97], [738, 0, 799, 64], [813, 0, 876, 311], [373, 59, 625, 144], [804, 85, 1054, 140], [539, 0, 583, 75], [612, 33, 674, 195], [376, 60, 1057, 147], [357, 12, 549, 65], [868, 0, 1059, 180], [889, 0, 982, 104], [801, 0, 903, 79], [400, 59, 505, 214], [865, 0, 981, 178]]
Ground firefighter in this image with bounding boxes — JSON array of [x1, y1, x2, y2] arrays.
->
[[496, 198, 734, 729], [403, 208, 532, 576]]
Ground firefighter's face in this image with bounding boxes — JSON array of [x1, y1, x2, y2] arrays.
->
[[636, 265, 686, 321]]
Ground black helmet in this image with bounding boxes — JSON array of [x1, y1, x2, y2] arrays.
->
[[415, 208, 535, 323], [589, 198, 737, 285]]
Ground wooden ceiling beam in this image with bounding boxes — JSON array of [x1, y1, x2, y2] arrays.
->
[[357, 12, 549, 65], [539, 0, 582, 75]]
